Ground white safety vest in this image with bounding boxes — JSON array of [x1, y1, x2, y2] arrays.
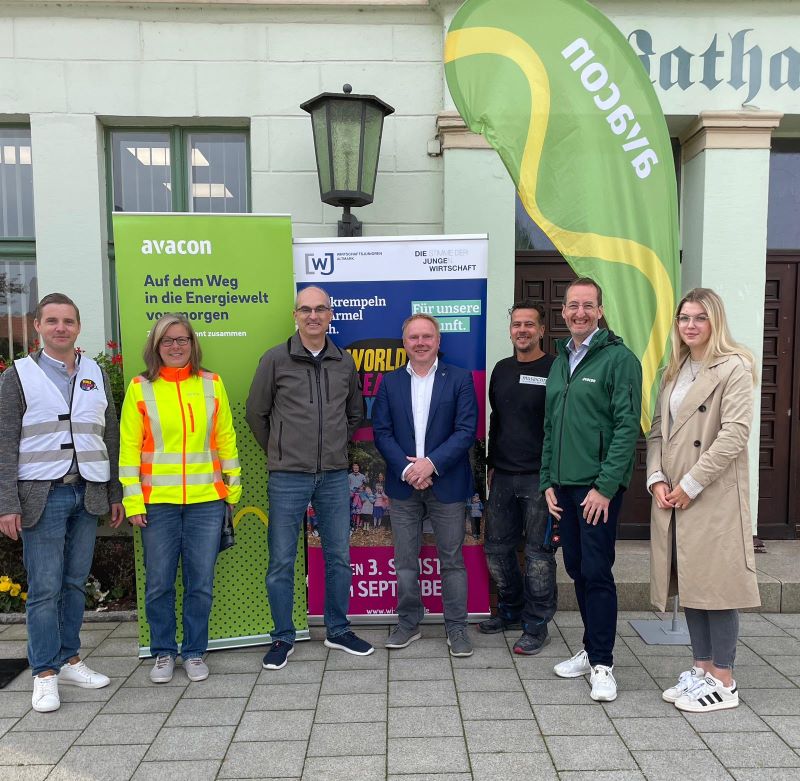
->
[[15, 354, 110, 482]]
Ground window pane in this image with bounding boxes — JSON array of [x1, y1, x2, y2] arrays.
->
[[0, 259, 37, 359], [768, 142, 800, 250], [0, 128, 35, 238], [188, 132, 247, 213], [110, 131, 172, 214]]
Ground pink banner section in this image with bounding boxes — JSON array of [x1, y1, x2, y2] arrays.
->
[[307, 545, 491, 618]]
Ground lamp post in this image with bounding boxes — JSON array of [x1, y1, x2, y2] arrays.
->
[[301, 84, 394, 237]]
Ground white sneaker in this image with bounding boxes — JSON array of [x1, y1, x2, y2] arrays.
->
[[185, 658, 209, 682], [674, 673, 739, 713], [58, 659, 110, 689], [149, 655, 175, 684], [590, 664, 617, 702], [662, 666, 705, 703], [553, 649, 591, 678], [32, 674, 60, 713]]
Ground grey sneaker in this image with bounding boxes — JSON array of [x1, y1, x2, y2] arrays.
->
[[447, 629, 473, 657], [185, 657, 209, 682], [149, 655, 175, 684], [385, 624, 422, 649]]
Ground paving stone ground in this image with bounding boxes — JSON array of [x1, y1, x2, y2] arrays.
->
[[1, 611, 799, 780]]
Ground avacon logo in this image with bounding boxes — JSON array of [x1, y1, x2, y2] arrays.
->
[[305, 252, 335, 276]]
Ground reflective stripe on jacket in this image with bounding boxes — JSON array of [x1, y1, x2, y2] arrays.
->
[[15, 354, 110, 482], [118, 365, 241, 516]]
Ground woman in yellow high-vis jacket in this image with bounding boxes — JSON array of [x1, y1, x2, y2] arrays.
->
[[119, 313, 241, 684]]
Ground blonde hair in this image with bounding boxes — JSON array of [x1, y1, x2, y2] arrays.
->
[[402, 312, 441, 337], [663, 288, 757, 384], [141, 313, 203, 381]]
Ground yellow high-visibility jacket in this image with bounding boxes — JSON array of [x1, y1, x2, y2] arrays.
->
[[119, 365, 241, 517]]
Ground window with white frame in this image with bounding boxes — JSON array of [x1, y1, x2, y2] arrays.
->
[[108, 128, 249, 220], [0, 127, 37, 360]]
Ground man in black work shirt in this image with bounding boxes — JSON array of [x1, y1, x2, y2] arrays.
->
[[479, 300, 557, 655]]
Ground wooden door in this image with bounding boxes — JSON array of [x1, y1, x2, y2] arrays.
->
[[515, 253, 651, 539], [760, 258, 799, 538]]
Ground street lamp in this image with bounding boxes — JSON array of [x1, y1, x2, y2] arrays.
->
[[300, 84, 394, 237]]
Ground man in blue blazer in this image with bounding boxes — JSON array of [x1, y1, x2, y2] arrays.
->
[[373, 314, 478, 657]]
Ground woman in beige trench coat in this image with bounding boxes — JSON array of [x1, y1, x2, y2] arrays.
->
[[646, 288, 759, 714]]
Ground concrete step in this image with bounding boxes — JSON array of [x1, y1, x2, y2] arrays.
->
[[557, 539, 800, 613]]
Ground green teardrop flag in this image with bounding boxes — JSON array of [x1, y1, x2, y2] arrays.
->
[[445, 0, 679, 431]]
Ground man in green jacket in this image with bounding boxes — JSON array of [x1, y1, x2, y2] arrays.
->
[[540, 278, 642, 703]]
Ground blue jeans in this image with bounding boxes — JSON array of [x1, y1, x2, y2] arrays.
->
[[390, 489, 467, 634], [140, 500, 225, 659], [21, 482, 98, 676], [483, 471, 557, 635], [267, 470, 351, 644], [556, 485, 623, 667]]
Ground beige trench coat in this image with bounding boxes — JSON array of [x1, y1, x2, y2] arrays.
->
[[646, 353, 760, 611]]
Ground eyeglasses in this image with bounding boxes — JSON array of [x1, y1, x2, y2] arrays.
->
[[295, 306, 331, 317], [676, 314, 709, 325], [160, 337, 191, 347], [565, 303, 598, 313]]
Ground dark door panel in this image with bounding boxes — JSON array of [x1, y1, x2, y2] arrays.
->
[[760, 259, 799, 538]]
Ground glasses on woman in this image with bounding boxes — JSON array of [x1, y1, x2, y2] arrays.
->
[[160, 337, 191, 347], [676, 314, 709, 325]]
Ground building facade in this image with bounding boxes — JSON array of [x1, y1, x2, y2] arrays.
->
[[1, 0, 798, 535]]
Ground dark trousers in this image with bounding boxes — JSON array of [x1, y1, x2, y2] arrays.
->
[[555, 485, 623, 667], [483, 471, 557, 635]]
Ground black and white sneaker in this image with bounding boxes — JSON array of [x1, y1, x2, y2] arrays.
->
[[674, 673, 739, 713]]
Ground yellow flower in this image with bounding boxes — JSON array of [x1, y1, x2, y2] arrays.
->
[[21, 592, 27, 601], [0, 581, 11, 592], [10, 586, 20, 597], [0, 576, 9, 583]]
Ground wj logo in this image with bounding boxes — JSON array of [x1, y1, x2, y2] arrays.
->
[[305, 252, 335, 276]]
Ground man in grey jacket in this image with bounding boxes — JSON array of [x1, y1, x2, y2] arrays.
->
[[0, 293, 124, 712], [246, 285, 372, 670]]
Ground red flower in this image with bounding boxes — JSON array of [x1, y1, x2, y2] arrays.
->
[[111, 354, 123, 366], [107, 340, 118, 350], [0, 360, 7, 372]]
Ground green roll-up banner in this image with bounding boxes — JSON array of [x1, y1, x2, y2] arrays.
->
[[113, 212, 306, 655]]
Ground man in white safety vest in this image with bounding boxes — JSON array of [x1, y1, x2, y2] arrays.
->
[[0, 293, 124, 712]]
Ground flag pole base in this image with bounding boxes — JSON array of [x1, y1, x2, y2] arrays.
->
[[630, 596, 691, 645]]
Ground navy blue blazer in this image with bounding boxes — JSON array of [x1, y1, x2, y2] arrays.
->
[[372, 362, 478, 504]]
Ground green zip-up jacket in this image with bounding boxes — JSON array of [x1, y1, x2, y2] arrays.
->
[[539, 329, 642, 499]]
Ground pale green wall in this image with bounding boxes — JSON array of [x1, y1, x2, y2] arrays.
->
[[680, 146, 771, 530], [442, 148, 516, 384], [30, 114, 110, 350]]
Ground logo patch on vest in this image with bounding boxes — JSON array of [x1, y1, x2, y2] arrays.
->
[[80, 379, 98, 391]]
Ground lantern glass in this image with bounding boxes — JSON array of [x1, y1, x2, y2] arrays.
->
[[329, 99, 363, 194], [360, 102, 384, 200], [310, 106, 332, 195]]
